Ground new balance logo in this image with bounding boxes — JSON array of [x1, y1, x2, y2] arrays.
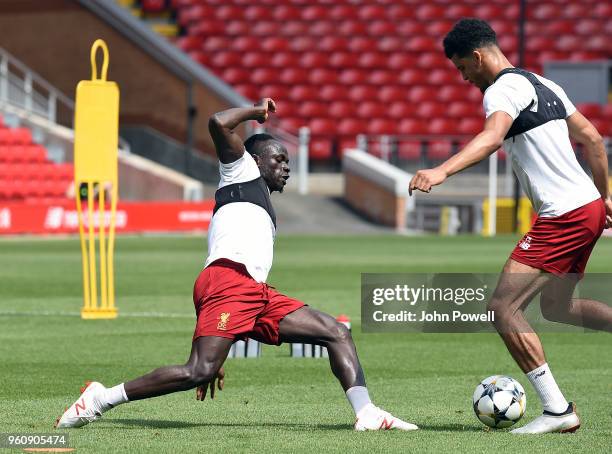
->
[[74, 398, 86, 416], [379, 417, 393, 430]]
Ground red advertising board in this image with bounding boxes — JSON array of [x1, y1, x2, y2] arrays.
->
[[0, 200, 215, 234]]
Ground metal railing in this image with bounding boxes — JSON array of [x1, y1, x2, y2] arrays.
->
[[0, 47, 74, 128]]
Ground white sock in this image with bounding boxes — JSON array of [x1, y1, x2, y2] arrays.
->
[[526, 363, 568, 414], [100, 383, 129, 411], [346, 386, 372, 417]]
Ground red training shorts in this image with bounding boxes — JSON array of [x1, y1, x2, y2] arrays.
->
[[192, 259, 305, 345], [510, 198, 605, 276]]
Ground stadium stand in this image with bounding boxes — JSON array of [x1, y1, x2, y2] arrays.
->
[[0, 117, 73, 203], [123, 0, 611, 166]]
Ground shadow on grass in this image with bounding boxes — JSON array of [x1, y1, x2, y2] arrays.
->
[[418, 423, 484, 433], [104, 419, 349, 431]]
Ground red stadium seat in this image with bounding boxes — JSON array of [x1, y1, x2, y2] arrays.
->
[[309, 69, 337, 85], [388, 53, 417, 70], [234, 84, 259, 100], [329, 52, 358, 68], [396, 21, 427, 37], [222, 68, 250, 85], [576, 103, 602, 118], [367, 70, 397, 86], [280, 68, 309, 84], [211, 51, 241, 68], [416, 53, 449, 69], [358, 5, 387, 21], [338, 118, 367, 136], [244, 5, 272, 21], [426, 21, 453, 38], [367, 119, 396, 135], [563, 3, 588, 19], [309, 139, 333, 160], [586, 36, 608, 53], [329, 5, 358, 21], [378, 37, 403, 53], [428, 69, 457, 85], [272, 100, 297, 117], [271, 52, 299, 68], [328, 101, 355, 119], [320, 85, 350, 102], [273, 5, 301, 21], [348, 86, 378, 102], [175, 36, 202, 52], [241, 52, 266, 69], [302, 5, 327, 21], [357, 52, 387, 69], [358, 102, 387, 119], [299, 102, 328, 118], [280, 21, 308, 37], [398, 119, 428, 135], [428, 119, 454, 135], [260, 85, 290, 100], [215, 5, 243, 21], [416, 102, 447, 119], [398, 69, 427, 85], [12, 128, 32, 145], [426, 141, 453, 161], [398, 141, 422, 161], [300, 52, 328, 69], [262, 37, 289, 52], [233, 36, 260, 52], [458, 118, 482, 135], [527, 37, 556, 53], [309, 21, 336, 37], [415, 4, 445, 21], [24, 145, 47, 163], [251, 68, 278, 85], [349, 38, 378, 53], [444, 5, 474, 19], [337, 21, 367, 36], [339, 69, 369, 85], [289, 85, 319, 102], [309, 118, 336, 136], [447, 102, 477, 119], [530, 4, 561, 20], [379, 87, 406, 104], [407, 86, 437, 104], [289, 37, 317, 52], [318, 36, 349, 52], [388, 102, 413, 119], [386, 4, 413, 20], [251, 21, 278, 37], [406, 36, 437, 52], [368, 20, 396, 36], [202, 36, 230, 52], [279, 117, 303, 132]]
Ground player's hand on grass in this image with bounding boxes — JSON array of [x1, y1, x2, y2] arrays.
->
[[196, 367, 225, 401], [409, 168, 447, 195], [254, 98, 276, 124], [604, 197, 612, 229]]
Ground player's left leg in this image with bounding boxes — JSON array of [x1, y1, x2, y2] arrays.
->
[[278, 307, 418, 431], [486, 259, 580, 434]]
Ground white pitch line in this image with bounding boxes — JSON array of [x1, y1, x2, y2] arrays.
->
[[0, 310, 194, 319]]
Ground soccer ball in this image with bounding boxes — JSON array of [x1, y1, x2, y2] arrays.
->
[[473, 375, 526, 428]]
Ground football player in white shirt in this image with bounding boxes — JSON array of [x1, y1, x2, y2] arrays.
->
[[55, 99, 417, 432], [409, 19, 612, 434]]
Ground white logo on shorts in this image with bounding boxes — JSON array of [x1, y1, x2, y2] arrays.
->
[[519, 235, 532, 250]]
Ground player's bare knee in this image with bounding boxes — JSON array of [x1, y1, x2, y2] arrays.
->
[[186, 363, 216, 387], [329, 321, 352, 345]]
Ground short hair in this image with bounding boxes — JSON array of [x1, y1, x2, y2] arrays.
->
[[244, 133, 278, 157], [443, 18, 497, 59]]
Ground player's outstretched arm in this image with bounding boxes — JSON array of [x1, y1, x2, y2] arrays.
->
[[409, 111, 512, 195], [208, 98, 276, 164]]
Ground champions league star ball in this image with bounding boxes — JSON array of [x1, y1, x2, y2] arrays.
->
[[473, 375, 526, 428]]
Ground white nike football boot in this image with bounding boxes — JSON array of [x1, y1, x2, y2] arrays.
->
[[511, 402, 580, 434], [354, 404, 419, 431], [55, 381, 109, 429]]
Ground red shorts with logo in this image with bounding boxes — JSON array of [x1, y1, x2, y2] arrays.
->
[[510, 198, 605, 276], [192, 259, 305, 345]]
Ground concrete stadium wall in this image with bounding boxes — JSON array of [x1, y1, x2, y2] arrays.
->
[[343, 149, 412, 230], [0, 0, 232, 157]]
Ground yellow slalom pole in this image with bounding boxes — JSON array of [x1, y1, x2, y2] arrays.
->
[[98, 182, 108, 311], [86, 181, 98, 312], [75, 184, 91, 313], [107, 181, 117, 313]]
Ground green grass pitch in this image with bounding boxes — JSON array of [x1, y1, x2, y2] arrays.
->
[[1, 234, 611, 453]]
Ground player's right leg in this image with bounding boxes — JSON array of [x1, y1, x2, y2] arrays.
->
[[54, 335, 232, 428], [278, 307, 418, 431], [487, 259, 580, 434]]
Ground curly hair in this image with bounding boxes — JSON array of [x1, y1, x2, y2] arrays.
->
[[443, 18, 497, 59]]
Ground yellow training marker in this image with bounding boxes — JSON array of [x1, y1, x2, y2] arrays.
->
[[74, 39, 120, 319]]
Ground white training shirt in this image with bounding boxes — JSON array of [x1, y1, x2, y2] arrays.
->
[[204, 152, 275, 282], [483, 71, 600, 217]]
